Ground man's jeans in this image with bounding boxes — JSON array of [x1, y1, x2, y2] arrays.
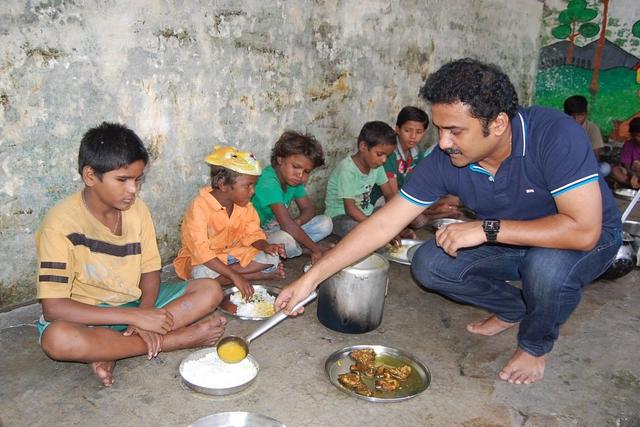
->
[[411, 227, 621, 356], [265, 215, 333, 258]]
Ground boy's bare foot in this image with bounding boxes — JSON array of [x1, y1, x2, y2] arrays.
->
[[169, 315, 227, 349], [317, 241, 336, 251], [466, 315, 517, 336], [260, 263, 285, 280], [498, 348, 546, 385], [90, 360, 116, 387]]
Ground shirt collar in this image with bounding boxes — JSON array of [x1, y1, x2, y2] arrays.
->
[[510, 110, 527, 159]]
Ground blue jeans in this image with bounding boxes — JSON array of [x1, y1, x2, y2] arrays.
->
[[265, 215, 333, 258], [410, 228, 621, 356]]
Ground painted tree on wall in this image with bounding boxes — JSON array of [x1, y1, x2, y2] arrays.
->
[[589, 0, 609, 94], [551, 0, 600, 65]]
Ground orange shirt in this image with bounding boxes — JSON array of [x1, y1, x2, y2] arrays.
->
[[173, 187, 266, 279]]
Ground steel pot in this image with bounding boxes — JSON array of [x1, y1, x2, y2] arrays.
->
[[317, 253, 389, 334]]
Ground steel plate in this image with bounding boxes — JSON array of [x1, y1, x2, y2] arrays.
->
[[189, 411, 285, 427], [325, 344, 430, 402], [179, 347, 259, 396], [615, 188, 638, 201], [219, 285, 281, 320], [377, 239, 424, 265]]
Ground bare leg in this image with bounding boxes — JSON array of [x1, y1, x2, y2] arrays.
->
[[466, 315, 517, 336], [41, 278, 225, 386], [498, 348, 546, 385]]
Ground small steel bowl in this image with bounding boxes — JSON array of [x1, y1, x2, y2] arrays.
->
[[430, 218, 466, 230], [179, 348, 259, 396]]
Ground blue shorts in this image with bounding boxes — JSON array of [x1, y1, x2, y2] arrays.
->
[[37, 281, 189, 338]]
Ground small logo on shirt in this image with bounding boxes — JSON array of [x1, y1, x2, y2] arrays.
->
[[526, 188, 535, 194]]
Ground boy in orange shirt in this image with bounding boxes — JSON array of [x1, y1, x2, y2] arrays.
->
[[173, 146, 286, 298]]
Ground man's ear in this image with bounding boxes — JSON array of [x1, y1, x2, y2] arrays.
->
[[82, 166, 98, 187], [490, 112, 510, 136]]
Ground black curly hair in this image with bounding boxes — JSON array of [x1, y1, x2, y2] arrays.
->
[[419, 58, 518, 137], [270, 130, 325, 168]]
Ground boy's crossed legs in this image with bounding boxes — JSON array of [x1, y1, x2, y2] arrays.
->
[[40, 278, 225, 386]]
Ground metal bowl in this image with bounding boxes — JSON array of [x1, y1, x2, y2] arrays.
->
[[377, 239, 424, 265], [614, 188, 638, 201], [325, 344, 430, 402], [189, 412, 285, 427], [219, 285, 281, 320], [623, 220, 640, 236], [179, 348, 259, 396], [430, 218, 466, 230]]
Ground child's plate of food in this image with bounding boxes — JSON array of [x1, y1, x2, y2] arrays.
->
[[325, 344, 430, 402], [614, 188, 638, 201], [377, 239, 424, 265], [219, 285, 280, 320]]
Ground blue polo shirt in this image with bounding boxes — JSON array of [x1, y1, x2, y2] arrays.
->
[[400, 106, 620, 232]]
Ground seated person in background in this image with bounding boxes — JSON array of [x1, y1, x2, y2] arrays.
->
[[324, 120, 413, 240], [173, 146, 285, 299], [252, 131, 334, 264], [372, 106, 462, 227], [611, 117, 640, 190], [564, 95, 610, 177], [37, 122, 227, 387]]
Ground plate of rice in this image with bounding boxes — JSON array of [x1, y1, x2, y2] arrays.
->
[[219, 285, 280, 320]]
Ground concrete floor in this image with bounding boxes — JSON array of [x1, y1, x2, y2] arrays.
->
[[1, 225, 640, 427]]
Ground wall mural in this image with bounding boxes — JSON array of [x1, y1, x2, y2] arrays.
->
[[535, 0, 640, 141]]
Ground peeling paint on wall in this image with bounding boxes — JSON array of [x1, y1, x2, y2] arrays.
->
[[0, 0, 543, 308]]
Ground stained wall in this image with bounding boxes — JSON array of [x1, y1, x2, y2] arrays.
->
[[0, 0, 543, 307]]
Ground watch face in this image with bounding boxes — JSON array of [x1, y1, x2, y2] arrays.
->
[[484, 220, 500, 232]]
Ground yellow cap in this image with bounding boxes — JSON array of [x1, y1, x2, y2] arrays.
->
[[204, 145, 262, 176]]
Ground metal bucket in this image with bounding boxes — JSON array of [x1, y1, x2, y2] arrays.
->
[[317, 253, 389, 334]]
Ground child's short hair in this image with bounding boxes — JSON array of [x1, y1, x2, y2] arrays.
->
[[78, 122, 148, 178], [563, 95, 588, 115], [396, 106, 429, 129], [358, 121, 397, 149], [270, 130, 325, 168], [209, 165, 240, 189], [629, 117, 640, 135]]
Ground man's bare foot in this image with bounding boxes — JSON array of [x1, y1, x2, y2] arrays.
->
[[90, 360, 116, 387], [498, 348, 546, 385], [466, 315, 517, 336], [169, 315, 227, 349]]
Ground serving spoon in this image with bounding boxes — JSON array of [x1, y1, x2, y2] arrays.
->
[[217, 291, 318, 363]]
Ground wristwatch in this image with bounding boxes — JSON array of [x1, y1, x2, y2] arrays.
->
[[482, 219, 501, 243]]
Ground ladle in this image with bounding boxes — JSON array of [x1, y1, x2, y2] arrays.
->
[[217, 291, 318, 363], [620, 188, 640, 223]]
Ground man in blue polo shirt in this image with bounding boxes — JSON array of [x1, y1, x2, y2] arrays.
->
[[275, 58, 621, 386]]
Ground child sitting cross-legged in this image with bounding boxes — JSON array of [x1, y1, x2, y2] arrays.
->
[[173, 146, 286, 299], [36, 122, 227, 387], [251, 131, 334, 264], [324, 121, 415, 241]]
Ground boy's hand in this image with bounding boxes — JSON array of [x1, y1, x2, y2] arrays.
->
[[234, 275, 254, 300], [264, 243, 286, 258], [631, 160, 640, 173], [133, 307, 174, 334], [123, 326, 163, 359], [631, 174, 640, 189]]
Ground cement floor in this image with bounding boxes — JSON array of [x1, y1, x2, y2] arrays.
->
[[1, 227, 639, 427]]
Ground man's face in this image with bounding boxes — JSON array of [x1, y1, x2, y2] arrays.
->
[[276, 154, 314, 187], [431, 102, 501, 168], [570, 112, 586, 125], [86, 160, 146, 211]]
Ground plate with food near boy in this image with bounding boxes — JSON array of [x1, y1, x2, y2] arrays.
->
[[219, 285, 281, 320], [377, 239, 424, 265]]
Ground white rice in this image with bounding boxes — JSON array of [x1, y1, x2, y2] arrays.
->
[[230, 287, 276, 317], [181, 351, 257, 389]]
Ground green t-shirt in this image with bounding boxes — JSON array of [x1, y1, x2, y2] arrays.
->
[[252, 165, 306, 226], [324, 156, 388, 218]]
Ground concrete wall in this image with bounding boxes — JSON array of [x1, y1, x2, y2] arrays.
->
[[0, 0, 543, 308]]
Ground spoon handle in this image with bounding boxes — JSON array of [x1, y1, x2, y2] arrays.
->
[[245, 291, 318, 344], [621, 189, 640, 223]]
